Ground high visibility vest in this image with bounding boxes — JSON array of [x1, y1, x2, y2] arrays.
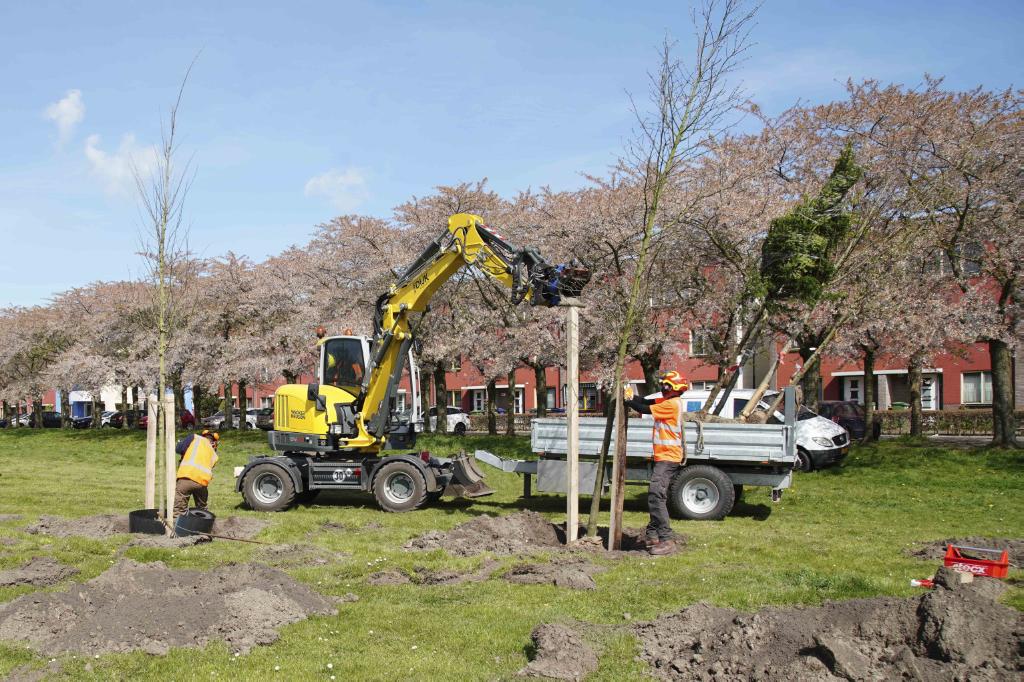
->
[[650, 397, 686, 463], [176, 436, 218, 486]]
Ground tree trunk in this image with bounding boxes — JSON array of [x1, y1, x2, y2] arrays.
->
[[60, 388, 71, 428], [861, 345, 878, 444], [532, 362, 548, 417], [908, 354, 923, 437], [131, 385, 139, 410], [172, 375, 186, 421], [220, 383, 233, 430], [238, 380, 248, 430], [798, 346, 822, 412], [192, 384, 204, 422], [120, 386, 129, 429], [989, 338, 1018, 447], [505, 368, 516, 436], [283, 370, 297, 384], [92, 395, 101, 428], [637, 346, 663, 395], [486, 378, 497, 435], [587, 393, 616, 537], [1, 400, 7, 428], [34, 397, 43, 429], [421, 368, 432, 434], [432, 364, 448, 434]]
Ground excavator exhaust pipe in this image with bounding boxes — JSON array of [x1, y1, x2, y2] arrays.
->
[[444, 451, 495, 498]]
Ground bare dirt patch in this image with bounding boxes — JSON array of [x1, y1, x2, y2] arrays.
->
[[404, 511, 666, 557], [367, 569, 411, 586], [0, 558, 78, 588], [0, 559, 336, 656], [633, 567, 1022, 681], [122, 535, 209, 550], [0, 537, 15, 546], [908, 536, 1022, 566], [24, 514, 129, 539], [211, 516, 269, 540], [258, 543, 349, 568], [518, 623, 598, 681], [0, 514, 23, 523], [367, 560, 500, 587], [502, 558, 606, 590]]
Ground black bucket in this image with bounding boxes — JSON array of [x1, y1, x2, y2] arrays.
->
[[174, 509, 216, 537], [128, 508, 165, 535]]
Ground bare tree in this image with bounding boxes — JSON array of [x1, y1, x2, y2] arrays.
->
[[602, 0, 758, 545]]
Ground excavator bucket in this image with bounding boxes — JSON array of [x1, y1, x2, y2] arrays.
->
[[444, 452, 495, 498]]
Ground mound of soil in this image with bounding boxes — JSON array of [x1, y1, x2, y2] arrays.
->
[[634, 567, 1022, 681], [503, 559, 605, 590], [518, 623, 598, 681], [411, 559, 499, 586], [258, 543, 348, 568], [24, 514, 129, 539], [404, 511, 662, 557], [0, 559, 336, 656], [908, 537, 1022, 565], [0, 558, 79, 588], [367, 570, 411, 586], [212, 516, 269, 540]]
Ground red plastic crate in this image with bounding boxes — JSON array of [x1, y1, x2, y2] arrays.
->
[[943, 544, 1009, 578]]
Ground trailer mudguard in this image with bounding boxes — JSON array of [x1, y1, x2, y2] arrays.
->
[[234, 455, 306, 493]]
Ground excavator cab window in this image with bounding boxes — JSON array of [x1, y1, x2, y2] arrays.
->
[[322, 338, 365, 390]]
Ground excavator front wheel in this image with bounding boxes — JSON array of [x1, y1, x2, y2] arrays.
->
[[242, 463, 296, 512], [372, 460, 428, 512]]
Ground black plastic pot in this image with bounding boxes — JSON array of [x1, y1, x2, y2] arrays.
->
[[128, 508, 164, 535], [175, 509, 215, 537]]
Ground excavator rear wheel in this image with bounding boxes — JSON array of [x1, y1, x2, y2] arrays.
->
[[372, 461, 428, 512], [241, 463, 296, 512]]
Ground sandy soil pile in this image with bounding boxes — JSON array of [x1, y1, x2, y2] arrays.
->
[[0, 559, 337, 656], [518, 623, 597, 681], [908, 536, 1021, 565], [503, 558, 605, 590], [404, 511, 664, 557], [0, 558, 78, 588], [633, 567, 1022, 681]]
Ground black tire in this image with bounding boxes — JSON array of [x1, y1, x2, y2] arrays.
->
[[733, 484, 744, 503], [425, 489, 444, 505], [453, 422, 467, 436], [795, 448, 813, 473], [668, 465, 735, 521], [241, 463, 296, 512], [295, 490, 320, 505], [372, 460, 428, 513]]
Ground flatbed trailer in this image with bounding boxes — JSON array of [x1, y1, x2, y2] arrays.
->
[[476, 387, 797, 520]]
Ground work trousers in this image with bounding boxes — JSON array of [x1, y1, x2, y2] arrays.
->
[[646, 460, 681, 541], [173, 478, 209, 518]]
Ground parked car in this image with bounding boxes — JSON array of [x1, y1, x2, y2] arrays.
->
[[817, 401, 881, 441], [138, 409, 195, 431], [255, 407, 274, 430], [201, 410, 227, 429], [428, 406, 470, 436], [642, 388, 851, 473], [22, 411, 62, 428], [107, 410, 143, 428], [100, 410, 117, 427], [0, 417, 8, 428], [72, 415, 95, 429], [232, 408, 258, 429]]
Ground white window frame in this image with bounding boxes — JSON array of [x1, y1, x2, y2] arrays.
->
[[396, 390, 407, 413], [960, 371, 992, 405], [689, 329, 711, 357], [514, 388, 524, 414], [546, 387, 556, 410], [447, 390, 460, 408], [472, 389, 485, 413], [261, 397, 273, 409]]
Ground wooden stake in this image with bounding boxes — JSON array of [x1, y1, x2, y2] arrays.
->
[[162, 392, 176, 535], [145, 392, 158, 509], [564, 301, 581, 543], [608, 388, 628, 549]]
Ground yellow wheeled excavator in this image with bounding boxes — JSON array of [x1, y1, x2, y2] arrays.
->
[[235, 213, 589, 512]]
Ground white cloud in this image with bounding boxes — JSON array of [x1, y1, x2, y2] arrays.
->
[[43, 89, 85, 145], [84, 133, 157, 195], [304, 167, 369, 212]]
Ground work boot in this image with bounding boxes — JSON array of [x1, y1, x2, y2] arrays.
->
[[648, 539, 675, 556]]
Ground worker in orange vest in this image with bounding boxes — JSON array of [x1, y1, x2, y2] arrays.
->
[[624, 370, 689, 555], [173, 429, 220, 518]]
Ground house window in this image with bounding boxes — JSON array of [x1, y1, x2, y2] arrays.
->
[[447, 390, 460, 408], [514, 388, 524, 414], [261, 397, 273, 409], [690, 329, 712, 357], [580, 383, 598, 411], [546, 388, 556, 409], [472, 389, 485, 413], [449, 357, 462, 372], [689, 380, 716, 391], [961, 371, 992, 405], [396, 391, 407, 413], [848, 378, 861, 403]]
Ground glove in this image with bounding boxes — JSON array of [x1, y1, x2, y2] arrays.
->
[[623, 384, 635, 400]]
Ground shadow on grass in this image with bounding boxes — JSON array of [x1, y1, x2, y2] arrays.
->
[[729, 501, 772, 520]]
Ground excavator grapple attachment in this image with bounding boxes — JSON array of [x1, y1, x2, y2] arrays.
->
[[443, 452, 495, 498]]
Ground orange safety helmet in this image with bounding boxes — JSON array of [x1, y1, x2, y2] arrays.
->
[[201, 429, 220, 445], [659, 370, 689, 393]]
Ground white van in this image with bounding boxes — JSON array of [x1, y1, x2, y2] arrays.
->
[[643, 388, 850, 472]]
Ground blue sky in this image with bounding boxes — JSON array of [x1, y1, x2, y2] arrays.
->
[[1, 0, 1021, 307]]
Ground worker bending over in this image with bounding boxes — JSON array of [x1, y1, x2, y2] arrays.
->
[[173, 429, 220, 518], [624, 371, 689, 556]]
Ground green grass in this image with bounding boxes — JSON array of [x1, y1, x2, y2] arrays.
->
[[0, 429, 1020, 680]]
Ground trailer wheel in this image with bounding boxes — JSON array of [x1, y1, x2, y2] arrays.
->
[[668, 465, 735, 521], [241, 463, 296, 512], [372, 461, 428, 512]]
